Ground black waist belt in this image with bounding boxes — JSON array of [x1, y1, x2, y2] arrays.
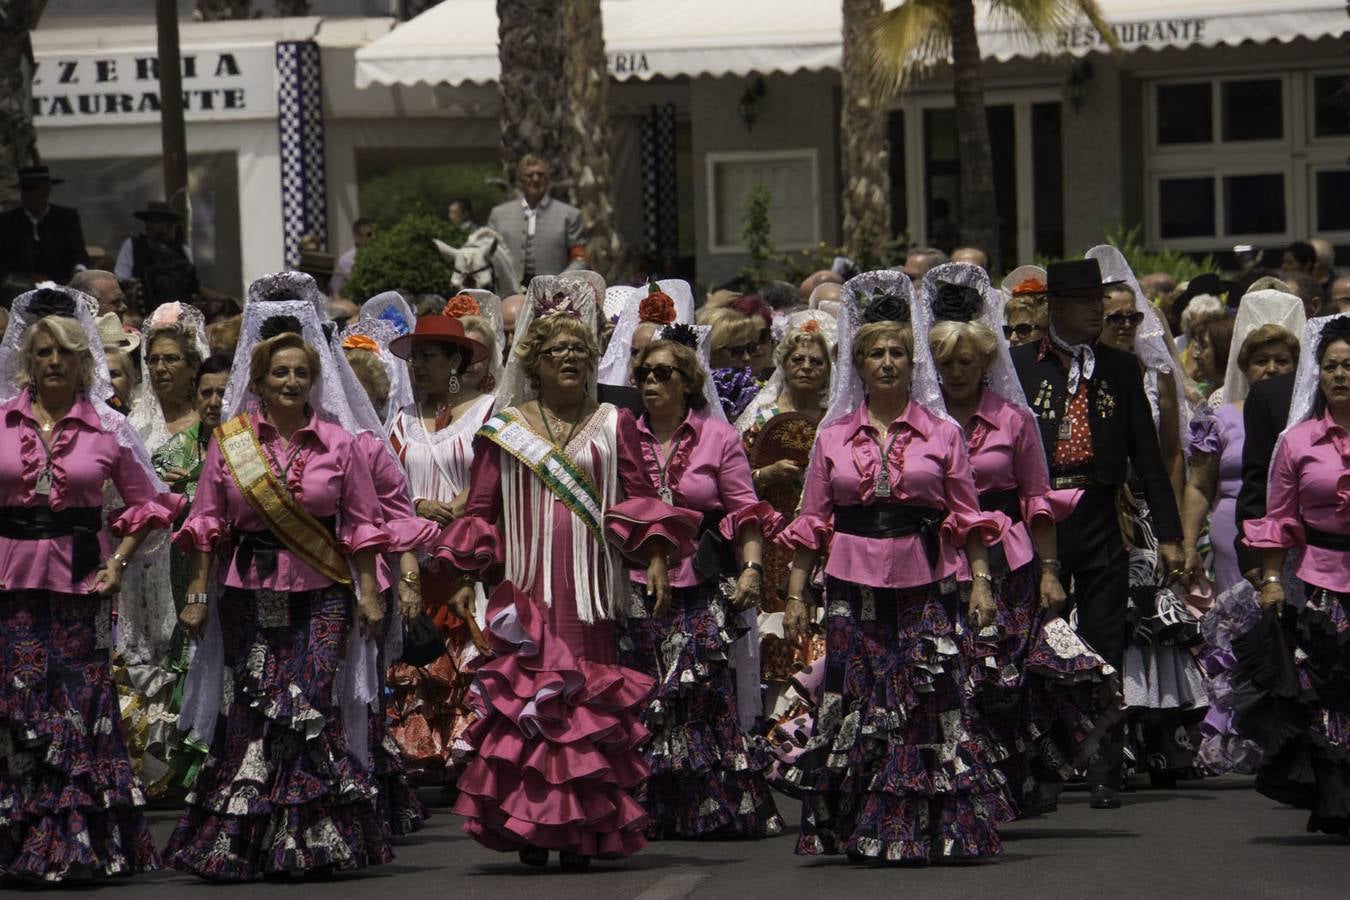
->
[[693, 510, 736, 583], [236, 515, 336, 581], [1306, 525, 1350, 552], [833, 503, 945, 568], [978, 488, 1022, 524], [0, 505, 104, 582]]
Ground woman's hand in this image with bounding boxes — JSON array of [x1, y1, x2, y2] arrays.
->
[[448, 582, 477, 623], [968, 579, 996, 630], [755, 459, 801, 490], [397, 576, 422, 621], [357, 592, 384, 637], [730, 567, 762, 611], [163, 465, 192, 487], [91, 561, 123, 596], [1258, 579, 1285, 610], [179, 603, 208, 639], [783, 595, 810, 647], [1038, 569, 1067, 616], [646, 553, 671, 617], [1182, 545, 1205, 585], [416, 498, 456, 527]]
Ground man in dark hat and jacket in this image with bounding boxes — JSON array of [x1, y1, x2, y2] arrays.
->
[[0, 165, 89, 285], [1011, 257, 1184, 811], [114, 200, 199, 306]]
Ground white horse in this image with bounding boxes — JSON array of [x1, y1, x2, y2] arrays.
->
[[433, 227, 522, 297]]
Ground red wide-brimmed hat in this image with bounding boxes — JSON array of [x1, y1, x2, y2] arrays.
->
[[389, 313, 488, 363]]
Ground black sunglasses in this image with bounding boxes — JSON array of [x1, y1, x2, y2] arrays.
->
[[725, 341, 759, 358], [1002, 323, 1041, 339], [1105, 311, 1145, 328], [634, 364, 683, 384]]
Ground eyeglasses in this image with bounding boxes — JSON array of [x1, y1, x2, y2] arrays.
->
[[146, 353, 184, 367], [1104, 311, 1145, 328], [540, 343, 591, 361], [1002, 323, 1042, 340], [633, 364, 684, 384], [724, 342, 759, 358], [787, 353, 826, 368]]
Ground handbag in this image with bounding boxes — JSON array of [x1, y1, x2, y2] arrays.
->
[[400, 613, 446, 667]]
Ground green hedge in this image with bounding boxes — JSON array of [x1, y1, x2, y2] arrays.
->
[[343, 214, 465, 304], [357, 162, 504, 231]]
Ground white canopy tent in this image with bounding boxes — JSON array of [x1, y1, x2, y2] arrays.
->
[[355, 0, 1349, 88]]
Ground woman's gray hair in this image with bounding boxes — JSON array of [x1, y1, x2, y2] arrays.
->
[[14, 315, 96, 393]]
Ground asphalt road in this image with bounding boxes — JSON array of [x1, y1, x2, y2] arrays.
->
[[69, 777, 1347, 900]]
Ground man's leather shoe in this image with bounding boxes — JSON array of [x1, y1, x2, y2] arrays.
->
[[1090, 785, 1121, 809]]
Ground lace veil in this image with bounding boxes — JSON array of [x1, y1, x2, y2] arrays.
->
[[655, 323, 723, 421], [341, 316, 413, 424], [1220, 289, 1305, 406], [495, 275, 600, 413], [733, 310, 838, 433], [129, 301, 210, 454], [1285, 312, 1350, 435], [597, 279, 695, 386]]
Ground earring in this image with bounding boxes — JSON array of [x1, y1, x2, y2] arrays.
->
[[481, 373, 496, 393], [448, 373, 461, 394]]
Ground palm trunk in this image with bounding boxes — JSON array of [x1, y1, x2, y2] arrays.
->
[[563, 0, 620, 277], [947, 0, 1000, 273], [840, 0, 890, 269], [0, 0, 47, 210], [193, 0, 251, 19], [497, 0, 569, 190]]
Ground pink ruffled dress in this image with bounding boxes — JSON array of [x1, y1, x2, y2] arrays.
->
[[434, 404, 654, 858]]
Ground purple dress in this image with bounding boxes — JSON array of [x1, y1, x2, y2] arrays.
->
[[1188, 404, 1245, 592]]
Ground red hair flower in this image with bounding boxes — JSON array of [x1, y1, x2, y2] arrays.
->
[[343, 334, 379, 353], [638, 290, 677, 325], [1011, 278, 1047, 296], [800, 319, 820, 334], [443, 294, 481, 318]]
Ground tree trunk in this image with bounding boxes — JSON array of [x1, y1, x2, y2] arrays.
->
[[562, 0, 620, 277], [840, 0, 890, 269], [947, 0, 1000, 273], [193, 0, 251, 19], [497, 0, 569, 192], [0, 0, 47, 210]]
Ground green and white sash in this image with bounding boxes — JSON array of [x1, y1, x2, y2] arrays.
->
[[479, 409, 605, 544]]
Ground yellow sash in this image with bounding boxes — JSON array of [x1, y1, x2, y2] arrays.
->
[[216, 414, 351, 586]]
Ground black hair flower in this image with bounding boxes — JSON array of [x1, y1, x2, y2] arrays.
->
[[860, 290, 910, 325], [660, 322, 699, 350], [28, 288, 78, 319], [931, 281, 983, 323], [260, 315, 303, 341]]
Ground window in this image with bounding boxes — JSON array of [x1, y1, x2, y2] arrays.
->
[[1315, 169, 1350, 232], [1158, 177, 1215, 239], [705, 150, 819, 253], [1156, 82, 1212, 145], [1313, 74, 1350, 138], [1223, 174, 1285, 234], [1032, 101, 1064, 258], [1221, 80, 1283, 142]]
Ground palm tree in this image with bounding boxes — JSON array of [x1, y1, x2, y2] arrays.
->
[[0, 0, 48, 210], [871, 0, 1115, 272], [497, 0, 569, 191], [193, 0, 251, 18], [563, 0, 620, 277], [274, 0, 310, 15], [840, 0, 891, 269]]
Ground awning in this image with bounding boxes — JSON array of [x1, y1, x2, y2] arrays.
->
[[354, 0, 1348, 89]]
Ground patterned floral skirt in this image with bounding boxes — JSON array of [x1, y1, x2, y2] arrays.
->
[[619, 581, 783, 840], [0, 590, 160, 883], [371, 589, 426, 836], [784, 578, 1014, 864], [165, 587, 393, 881]]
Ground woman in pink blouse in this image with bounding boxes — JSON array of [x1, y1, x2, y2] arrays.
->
[[0, 288, 183, 882], [1243, 313, 1350, 837], [168, 317, 395, 880], [779, 273, 1012, 864], [605, 326, 784, 839]]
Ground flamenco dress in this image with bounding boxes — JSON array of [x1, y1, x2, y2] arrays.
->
[[0, 393, 183, 882], [607, 407, 784, 839], [434, 406, 654, 857]]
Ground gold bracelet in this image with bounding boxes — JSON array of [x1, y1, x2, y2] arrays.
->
[[400, 571, 420, 585], [785, 594, 807, 604]]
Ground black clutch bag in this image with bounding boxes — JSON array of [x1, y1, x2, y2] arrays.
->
[[400, 613, 446, 667]]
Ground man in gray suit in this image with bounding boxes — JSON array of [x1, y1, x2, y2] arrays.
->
[[487, 155, 588, 285]]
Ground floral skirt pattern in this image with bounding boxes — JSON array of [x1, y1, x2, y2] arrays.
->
[[1195, 582, 1266, 776], [371, 589, 426, 836], [164, 587, 393, 881], [0, 590, 160, 882], [619, 581, 783, 840], [784, 578, 1014, 863]]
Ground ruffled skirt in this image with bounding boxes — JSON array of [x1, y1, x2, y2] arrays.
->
[[619, 582, 783, 839], [0, 590, 160, 883], [784, 578, 1014, 863], [164, 587, 393, 881], [451, 582, 655, 858], [1195, 582, 1266, 775]]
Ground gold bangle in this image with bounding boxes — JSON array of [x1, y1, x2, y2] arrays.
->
[[785, 594, 807, 604]]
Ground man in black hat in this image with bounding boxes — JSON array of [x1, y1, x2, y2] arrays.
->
[[113, 200, 199, 307], [1011, 257, 1184, 810], [0, 165, 89, 285]]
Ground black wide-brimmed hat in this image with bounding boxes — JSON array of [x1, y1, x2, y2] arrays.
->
[[15, 165, 62, 188], [1044, 258, 1127, 297], [134, 200, 184, 223]]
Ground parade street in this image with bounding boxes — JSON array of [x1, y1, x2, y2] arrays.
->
[[97, 778, 1343, 900]]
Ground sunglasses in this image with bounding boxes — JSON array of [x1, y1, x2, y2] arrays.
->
[[1105, 311, 1145, 328], [634, 364, 684, 384], [1002, 323, 1041, 340], [725, 342, 759, 358]]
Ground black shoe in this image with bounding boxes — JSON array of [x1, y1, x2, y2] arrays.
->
[[518, 846, 549, 867], [1089, 785, 1121, 809], [559, 851, 590, 871]]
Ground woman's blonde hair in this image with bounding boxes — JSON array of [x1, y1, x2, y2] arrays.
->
[[459, 314, 499, 368], [248, 332, 321, 395], [513, 315, 598, 376], [775, 329, 832, 392], [698, 306, 758, 355], [632, 339, 708, 410], [344, 346, 390, 410], [16, 315, 96, 393], [928, 320, 998, 369], [851, 321, 914, 370], [1237, 324, 1300, 371], [1003, 293, 1047, 326]]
